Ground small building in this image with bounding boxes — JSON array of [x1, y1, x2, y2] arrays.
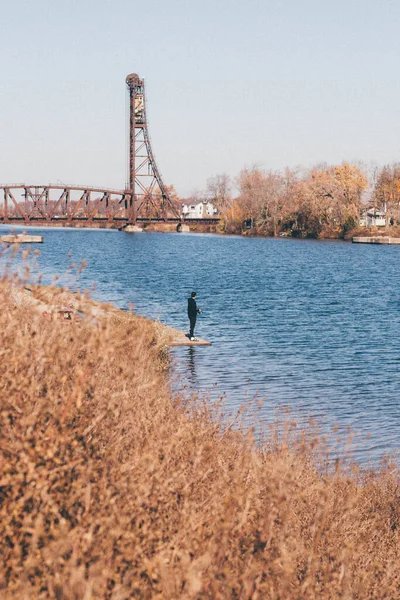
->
[[359, 208, 386, 227], [181, 200, 218, 219]]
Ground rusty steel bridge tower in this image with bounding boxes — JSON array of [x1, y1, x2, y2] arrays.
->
[[126, 73, 177, 224], [0, 73, 218, 227]]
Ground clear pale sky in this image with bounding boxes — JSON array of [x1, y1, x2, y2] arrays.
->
[[1, 0, 399, 196]]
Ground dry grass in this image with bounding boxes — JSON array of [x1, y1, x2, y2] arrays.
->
[[1, 281, 400, 599], [344, 224, 400, 240]]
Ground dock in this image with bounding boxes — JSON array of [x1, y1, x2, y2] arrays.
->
[[1, 234, 44, 243], [352, 236, 400, 245]]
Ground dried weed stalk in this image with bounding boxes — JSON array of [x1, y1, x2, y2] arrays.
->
[[0, 280, 399, 599]]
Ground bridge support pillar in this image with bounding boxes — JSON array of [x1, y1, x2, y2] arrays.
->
[[124, 224, 143, 233]]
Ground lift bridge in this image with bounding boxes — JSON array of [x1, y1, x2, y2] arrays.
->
[[0, 74, 218, 228]]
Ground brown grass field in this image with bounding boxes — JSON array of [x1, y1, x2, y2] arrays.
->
[[1, 278, 400, 599]]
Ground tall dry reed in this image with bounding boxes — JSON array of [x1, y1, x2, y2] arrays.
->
[[1, 280, 400, 599]]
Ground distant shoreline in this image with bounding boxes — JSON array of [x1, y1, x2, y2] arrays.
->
[[1, 220, 399, 244]]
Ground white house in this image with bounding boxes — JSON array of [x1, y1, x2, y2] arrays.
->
[[359, 208, 386, 227], [181, 200, 218, 219]]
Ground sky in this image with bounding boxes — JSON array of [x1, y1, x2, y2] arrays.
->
[[1, 0, 400, 196]]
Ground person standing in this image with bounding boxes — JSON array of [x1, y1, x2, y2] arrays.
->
[[187, 291, 201, 340]]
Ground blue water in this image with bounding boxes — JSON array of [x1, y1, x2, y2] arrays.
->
[[3, 225, 400, 464]]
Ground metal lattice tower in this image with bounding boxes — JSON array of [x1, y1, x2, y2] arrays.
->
[[125, 73, 178, 223]]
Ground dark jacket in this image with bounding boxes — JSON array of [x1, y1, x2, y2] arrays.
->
[[188, 297, 198, 318]]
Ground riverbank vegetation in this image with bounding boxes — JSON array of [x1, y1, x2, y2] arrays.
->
[[198, 162, 400, 238], [2, 281, 400, 598]]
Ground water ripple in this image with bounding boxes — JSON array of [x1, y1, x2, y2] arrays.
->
[[3, 226, 400, 464]]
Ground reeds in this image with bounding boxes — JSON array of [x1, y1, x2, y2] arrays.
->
[[1, 281, 400, 598]]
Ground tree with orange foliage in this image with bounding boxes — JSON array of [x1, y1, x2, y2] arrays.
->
[[373, 163, 400, 224], [204, 163, 368, 237], [300, 163, 368, 237]]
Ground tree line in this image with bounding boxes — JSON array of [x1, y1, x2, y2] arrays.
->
[[191, 162, 400, 238]]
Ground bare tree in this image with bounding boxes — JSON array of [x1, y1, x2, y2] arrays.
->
[[236, 166, 288, 234], [206, 174, 232, 214], [236, 166, 267, 221]]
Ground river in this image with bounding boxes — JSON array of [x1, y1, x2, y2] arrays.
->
[[3, 225, 400, 465]]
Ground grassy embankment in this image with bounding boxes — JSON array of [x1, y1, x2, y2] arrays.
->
[[1, 281, 400, 599]]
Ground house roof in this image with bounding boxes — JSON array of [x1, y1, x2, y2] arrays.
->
[[366, 208, 385, 217], [182, 200, 211, 207]]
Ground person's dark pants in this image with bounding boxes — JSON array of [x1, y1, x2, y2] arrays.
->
[[189, 315, 196, 338]]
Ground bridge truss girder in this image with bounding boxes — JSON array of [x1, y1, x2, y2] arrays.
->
[[0, 184, 219, 226], [0, 185, 130, 224], [0, 185, 154, 225]]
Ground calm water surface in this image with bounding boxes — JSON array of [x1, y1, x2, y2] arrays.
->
[[4, 225, 400, 464]]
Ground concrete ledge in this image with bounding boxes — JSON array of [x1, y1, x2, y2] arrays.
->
[[1, 234, 44, 243], [155, 322, 211, 346], [353, 236, 400, 245], [169, 336, 212, 347]]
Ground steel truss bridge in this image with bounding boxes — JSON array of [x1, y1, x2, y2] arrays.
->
[[0, 184, 218, 227], [0, 73, 219, 229]]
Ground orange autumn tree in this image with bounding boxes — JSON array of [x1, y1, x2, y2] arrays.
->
[[373, 163, 400, 224], [222, 200, 245, 233], [333, 163, 368, 230], [299, 163, 368, 237]]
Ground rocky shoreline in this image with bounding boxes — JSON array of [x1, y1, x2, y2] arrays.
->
[[8, 284, 211, 346]]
